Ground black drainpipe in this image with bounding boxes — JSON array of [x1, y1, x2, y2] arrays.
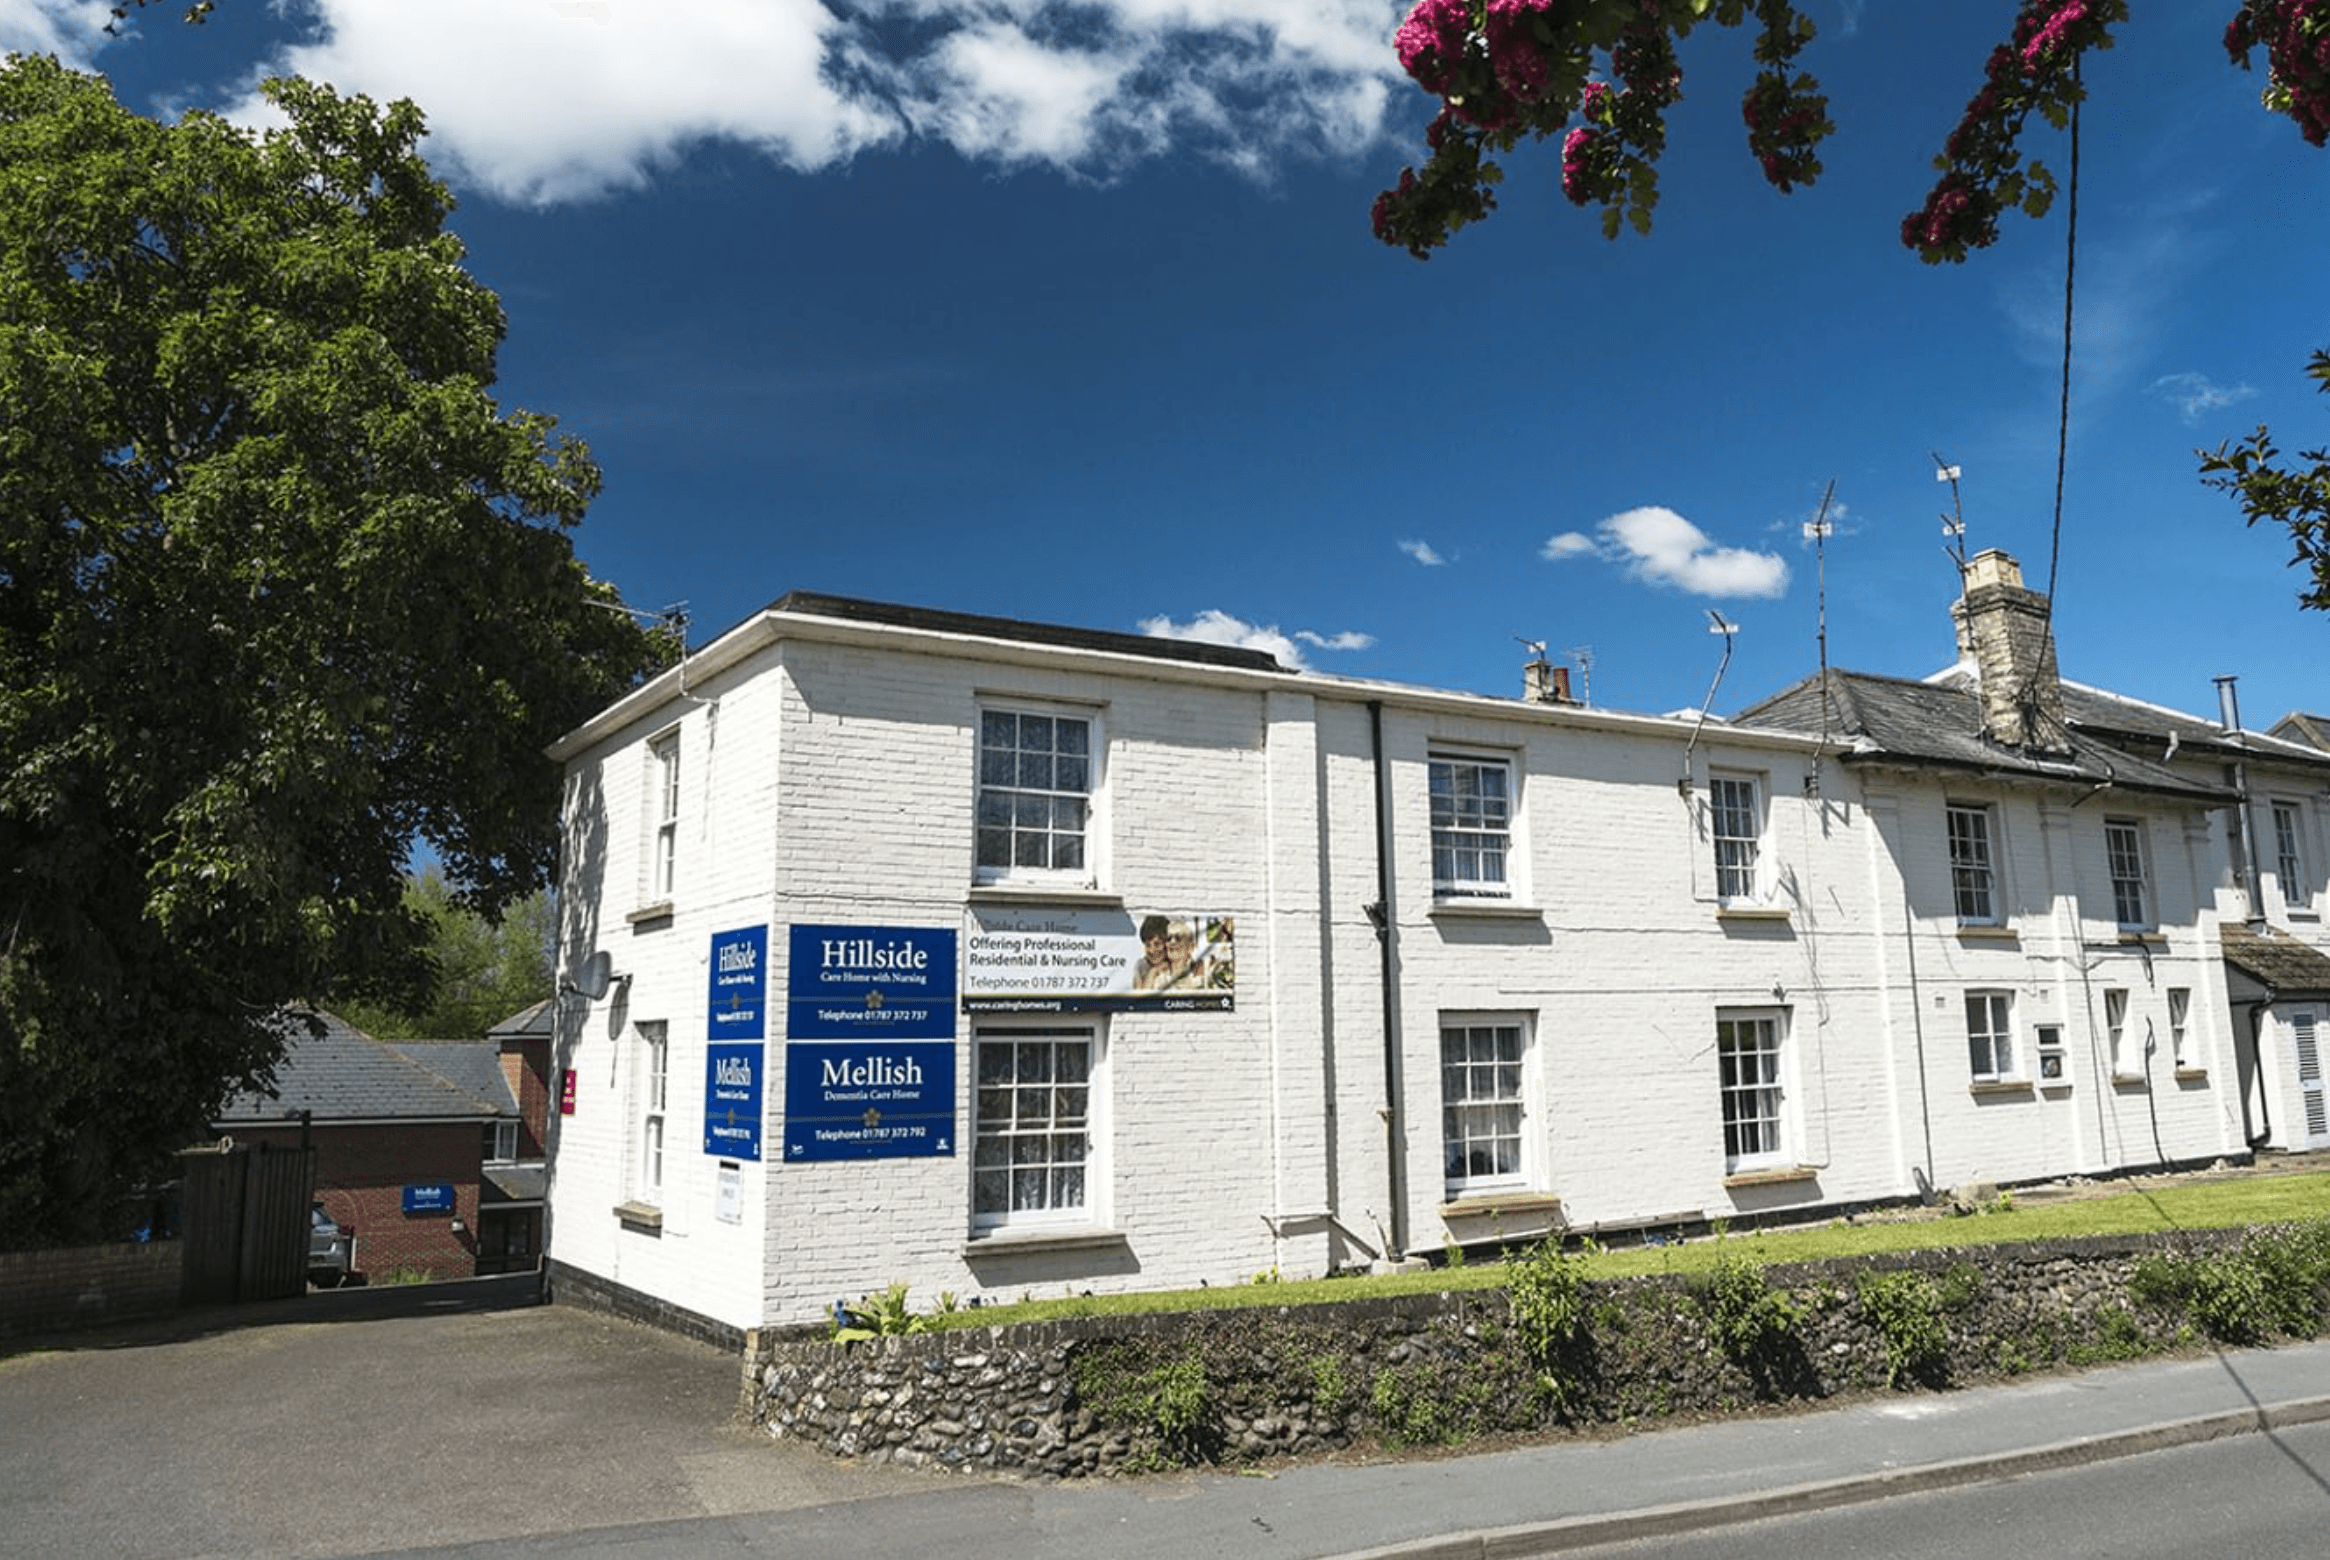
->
[[2243, 992, 2277, 1150], [1367, 700, 1408, 1261]]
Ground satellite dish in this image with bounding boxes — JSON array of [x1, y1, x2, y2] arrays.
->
[[565, 950, 615, 1002]]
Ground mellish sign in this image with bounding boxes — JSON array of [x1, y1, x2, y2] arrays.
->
[[703, 1041, 764, 1160], [783, 1040, 954, 1162]]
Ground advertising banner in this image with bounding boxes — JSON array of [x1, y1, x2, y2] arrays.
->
[[708, 925, 768, 1040], [962, 905, 1235, 1013], [785, 924, 957, 1040], [782, 1040, 956, 1161], [703, 1041, 764, 1160]]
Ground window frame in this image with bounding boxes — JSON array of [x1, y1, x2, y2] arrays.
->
[[973, 703, 1100, 888], [484, 1119, 520, 1164], [2034, 1023, 2068, 1083], [970, 1019, 1104, 1232], [634, 1021, 669, 1206], [1428, 751, 1516, 901], [1966, 990, 2018, 1083], [2104, 987, 2135, 1079], [2104, 817, 2152, 931], [1947, 803, 2000, 926], [1716, 1007, 1791, 1174], [1439, 1015, 1533, 1196], [2272, 799, 2313, 909], [1709, 770, 1766, 904], [647, 729, 681, 903]]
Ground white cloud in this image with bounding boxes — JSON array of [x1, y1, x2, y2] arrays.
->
[[2147, 372, 2257, 426], [1139, 608, 1370, 670], [0, 0, 114, 66], [44, 0, 1407, 206], [1541, 507, 1789, 598], [1397, 538, 1445, 566]]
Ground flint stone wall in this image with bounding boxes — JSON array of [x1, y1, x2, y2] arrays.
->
[[748, 1228, 2268, 1478]]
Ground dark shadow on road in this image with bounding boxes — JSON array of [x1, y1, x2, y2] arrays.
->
[[0, 1270, 545, 1358]]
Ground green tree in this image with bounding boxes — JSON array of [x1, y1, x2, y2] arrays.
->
[[0, 58, 668, 1246], [2202, 349, 2330, 616], [333, 872, 555, 1042]]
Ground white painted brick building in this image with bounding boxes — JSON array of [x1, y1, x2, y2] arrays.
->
[[543, 557, 2252, 1339]]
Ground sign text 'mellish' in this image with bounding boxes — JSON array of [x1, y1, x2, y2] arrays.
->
[[819, 1054, 924, 1089]]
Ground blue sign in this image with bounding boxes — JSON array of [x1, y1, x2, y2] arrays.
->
[[703, 1041, 764, 1161], [402, 1183, 456, 1215], [783, 1041, 956, 1161], [709, 925, 768, 1041], [786, 925, 956, 1040]]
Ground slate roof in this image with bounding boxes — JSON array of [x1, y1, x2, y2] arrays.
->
[[1735, 668, 2234, 804], [2042, 680, 2330, 771], [215, 1009, 516, 1126], [483, 1163, 548, 1206], [2272, 712, 2330, 754], [767, 590, 1285, 674], [488, 998, 554, 1041], [2221, 925, 2330, 996]]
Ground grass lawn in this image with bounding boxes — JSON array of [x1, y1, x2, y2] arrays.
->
[[914, 1171, 2330, 1332]]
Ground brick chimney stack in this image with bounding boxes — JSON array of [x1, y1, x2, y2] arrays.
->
[[1949, 549, 2067, 752]]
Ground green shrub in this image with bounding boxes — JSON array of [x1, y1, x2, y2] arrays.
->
[[1859, 1269, 1950, 1386], [1695, 1244, 1801, 1364]]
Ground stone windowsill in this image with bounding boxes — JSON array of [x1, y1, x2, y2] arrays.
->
[[1723, 1165, 1819, 1189], [1715, 904, 1792, 922], [1955, 923, 2019, 942], [966, 884, 1124, 909], [1427, 898, 1544, 920], [2116, 930, 2166, 946], [2111, 1072, 2150, 1089], [613, 1200, 663, 1231], [962, 1225, 1128, 1258], [2176, 1067, 2209, 1081], [1439, 1191, 1564, 1222], [1969, 1078, 2033, 1096], [626, 901, 674, 927]]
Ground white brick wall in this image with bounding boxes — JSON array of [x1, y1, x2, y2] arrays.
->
[[547, 610, 2252, 1330]]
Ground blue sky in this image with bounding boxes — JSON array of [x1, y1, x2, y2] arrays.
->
[[9, 0, 2327, 727]]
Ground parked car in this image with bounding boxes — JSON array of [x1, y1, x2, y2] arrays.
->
[[308, 1202, 352, 1288]]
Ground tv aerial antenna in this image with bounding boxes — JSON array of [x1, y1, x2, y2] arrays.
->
[[1933, 453, 1968, 571], [1565, 644, 1595, 707], [1682, 610, 1738, 784]]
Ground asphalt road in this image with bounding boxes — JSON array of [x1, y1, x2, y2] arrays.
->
[[1539, 1416, 2330, 1560], [0, 1277, 934, 1560], [8, 1276, 2330, 1560]]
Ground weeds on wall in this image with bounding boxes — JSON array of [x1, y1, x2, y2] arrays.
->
[[2129, 1220, 2330, 1345], [1071, 1340, 1222, 1465]]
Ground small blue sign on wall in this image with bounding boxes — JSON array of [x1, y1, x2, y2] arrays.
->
[[786, 924, 956, 1040], [704, 1041, 764, 1161], [783, 1040, 956, 1161], [709, 925, 768, 1041], [402, 1183, 456, 1215]]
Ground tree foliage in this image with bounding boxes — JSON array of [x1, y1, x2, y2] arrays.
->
[[331, 872, 554, 1043], [2202, 349, 2330, 616], [1372, 1, 2326, 262], [0, 58, 669, 1246], [1370, 1, 2330, 616]]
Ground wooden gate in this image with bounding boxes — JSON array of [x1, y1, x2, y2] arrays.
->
[[178, 1139, 314, 1306]]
